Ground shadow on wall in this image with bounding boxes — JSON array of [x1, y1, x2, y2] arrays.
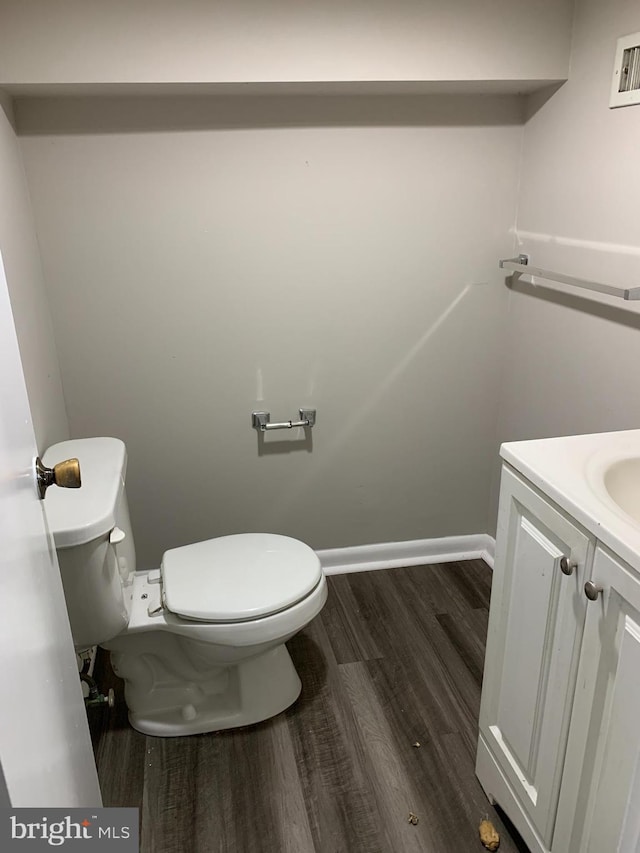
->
[[255, 429, 313, 456], [524, 81, 565, 120], [509, 277, 640, 332], [0, 92, 15, 129], [15, 93, 525, 135]]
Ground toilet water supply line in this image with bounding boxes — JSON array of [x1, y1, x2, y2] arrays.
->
[[79, 649, 114, 709]]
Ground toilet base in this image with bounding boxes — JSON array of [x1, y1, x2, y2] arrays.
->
[[121, 643, 302, 737]]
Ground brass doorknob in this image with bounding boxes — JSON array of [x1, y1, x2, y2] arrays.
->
[[35, 457, 82, 499]]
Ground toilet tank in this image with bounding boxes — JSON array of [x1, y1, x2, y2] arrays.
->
[[42, 437, 136, 651]]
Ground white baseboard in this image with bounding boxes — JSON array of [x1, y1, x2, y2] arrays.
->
[[481, 536, 496, 569], [316, 534, 496, 575]]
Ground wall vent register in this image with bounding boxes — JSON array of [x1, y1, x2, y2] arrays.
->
[[611, 31, 640, 108]]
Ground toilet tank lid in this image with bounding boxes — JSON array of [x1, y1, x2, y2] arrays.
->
[[42, 437, 127, 548]]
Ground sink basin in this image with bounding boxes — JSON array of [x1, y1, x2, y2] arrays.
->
[[603, 457, 640, 526], [500, 430, 640, 573]]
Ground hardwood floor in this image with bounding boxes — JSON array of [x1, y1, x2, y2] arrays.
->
[[90, 560, 529, 853]]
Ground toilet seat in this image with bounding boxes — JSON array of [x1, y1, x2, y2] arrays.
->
[[161, 533, 323, 623]]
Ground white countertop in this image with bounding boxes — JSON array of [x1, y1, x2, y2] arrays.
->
[[501, 429, 640, 574]]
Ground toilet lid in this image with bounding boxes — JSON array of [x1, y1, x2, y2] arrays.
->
[[161, 533, 323, 622]]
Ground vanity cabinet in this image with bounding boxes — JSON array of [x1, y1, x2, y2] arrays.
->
[[477, 466, 593, 851], [478, 462, 640, 853]]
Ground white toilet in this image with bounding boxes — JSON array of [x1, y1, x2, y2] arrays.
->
[[42, 437, 327, 737]]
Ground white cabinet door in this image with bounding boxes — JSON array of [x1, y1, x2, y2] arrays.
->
[[477, 466, 592, 849], [557, 546, 640, 853]]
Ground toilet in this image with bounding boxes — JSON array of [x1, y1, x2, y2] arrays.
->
[[42, 437, 327, 737]]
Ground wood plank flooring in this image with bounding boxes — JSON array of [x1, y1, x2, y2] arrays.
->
[[90, 560, 529, 853]]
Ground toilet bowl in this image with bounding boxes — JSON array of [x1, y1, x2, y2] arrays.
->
[[42, 437, 327, 737]]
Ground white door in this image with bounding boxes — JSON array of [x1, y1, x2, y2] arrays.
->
[[0, 250, 101, 806]]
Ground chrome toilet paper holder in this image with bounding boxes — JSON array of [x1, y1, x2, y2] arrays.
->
[[252, 409, 316, 432]]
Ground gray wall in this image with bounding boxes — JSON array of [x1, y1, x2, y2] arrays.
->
[[0, 93, 68, 450], [491, 0, 640, 526], [498, 0, 640, 436], [18, 95, 522, 567]]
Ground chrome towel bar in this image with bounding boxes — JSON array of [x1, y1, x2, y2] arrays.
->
[[252, 409, 316, 432], [499, 253, 640, 301]]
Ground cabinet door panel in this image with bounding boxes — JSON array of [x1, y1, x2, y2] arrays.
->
[[597, 615, 640, 851], [478, 466, 591, 848], [495, 515, 567, 779], [558, 547, 640, 853]]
